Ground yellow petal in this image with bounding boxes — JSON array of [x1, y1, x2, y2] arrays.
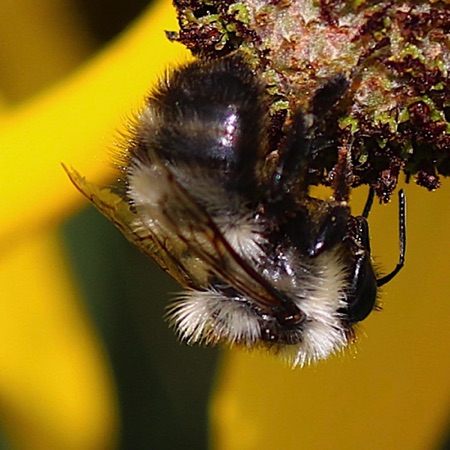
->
[[0, 0, 189, 245], [0, 0, 93, 103], [0, 230, 118, 449], [0, 2, 189, 448]]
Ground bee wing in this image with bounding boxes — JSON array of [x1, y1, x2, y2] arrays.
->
[[62, 164, 193, 287], [63, 161, 300, 321], [126, 152, 301, 321]]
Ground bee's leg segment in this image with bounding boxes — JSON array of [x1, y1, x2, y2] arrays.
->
[[270, 112, 310, 200], [376, 189, 406, 286], [331, 136, 354, 203], [270, 74, 350, 202], [345, 216, 377, 322], [311, 73, 350, 118]]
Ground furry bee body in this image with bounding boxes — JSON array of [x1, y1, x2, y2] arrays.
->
[[124, 55, 381, 366], [66, 54, 405, 367]]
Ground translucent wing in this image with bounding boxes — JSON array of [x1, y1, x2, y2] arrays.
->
[[63, 164, 193, 287], [63, 161, 301, 323]]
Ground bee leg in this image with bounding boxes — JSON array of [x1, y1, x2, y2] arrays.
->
[[269, 73, 350, 203], [311, 73, 350, 118], [269, 111, 310, 201], [330, 134, 354, 203]]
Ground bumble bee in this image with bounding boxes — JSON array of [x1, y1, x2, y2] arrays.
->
[[65, 54, 405, 367]]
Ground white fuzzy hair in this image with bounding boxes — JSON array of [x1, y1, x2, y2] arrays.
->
[[128, 154, 351, 368], [167, 247, 349, 367]]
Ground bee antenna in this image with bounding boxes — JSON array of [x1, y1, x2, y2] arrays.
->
[[377, 189, 406, 287], [362, 187, 375, 218]]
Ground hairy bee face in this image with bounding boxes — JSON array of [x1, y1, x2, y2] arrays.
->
[[65, 55, 405, 367]]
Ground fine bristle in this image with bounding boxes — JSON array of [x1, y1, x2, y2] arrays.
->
[[165, 246, 350, 368]]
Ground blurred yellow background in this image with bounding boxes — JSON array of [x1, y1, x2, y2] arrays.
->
[[0, 1, 448, 449]]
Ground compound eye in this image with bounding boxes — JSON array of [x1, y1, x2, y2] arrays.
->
[[348, 284, 377, 322], [347, 253, 378, 322]]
